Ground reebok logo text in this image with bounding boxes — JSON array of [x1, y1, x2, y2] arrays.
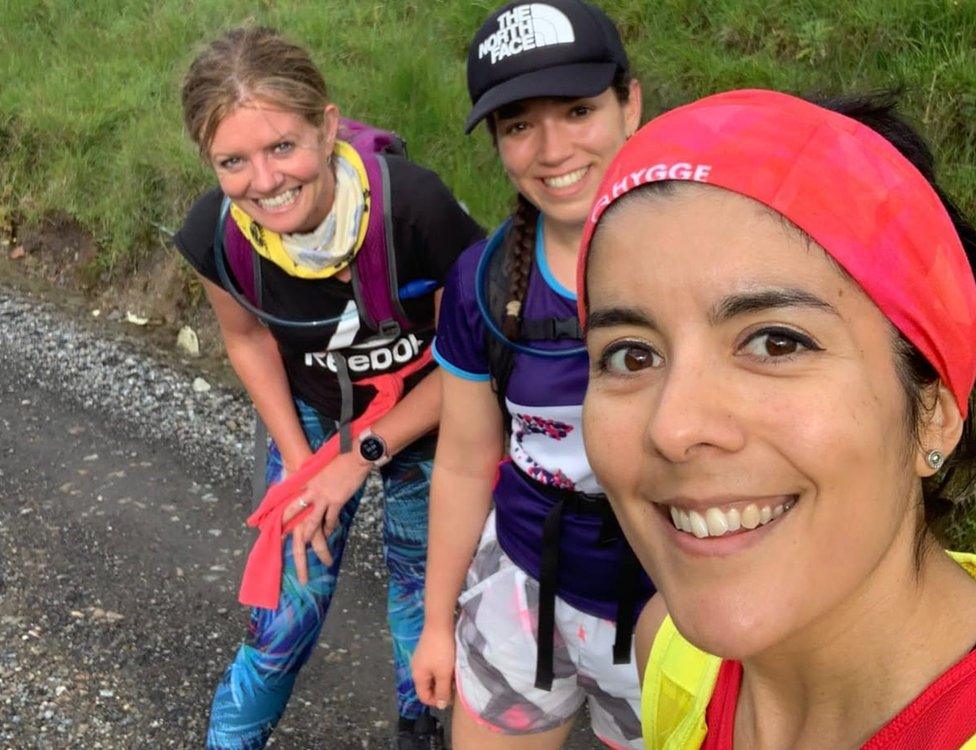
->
[[304, 333, 424, 374]]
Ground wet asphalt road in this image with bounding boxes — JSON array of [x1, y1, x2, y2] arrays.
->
[[0, 285, 600, 749]]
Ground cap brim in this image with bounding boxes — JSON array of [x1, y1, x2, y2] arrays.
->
[[464, 62, 618, 134]]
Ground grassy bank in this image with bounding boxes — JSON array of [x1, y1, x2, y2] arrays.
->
[[1, 2, 974, 542], [1, 0, 974, 271]]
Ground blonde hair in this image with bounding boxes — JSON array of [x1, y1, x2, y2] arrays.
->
[[181, 26, 330, 159]]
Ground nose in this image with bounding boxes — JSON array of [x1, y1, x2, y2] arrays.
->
[[536, 118, 573, 166], [250, 153, 284, 194], [644, 351, 746, 463]]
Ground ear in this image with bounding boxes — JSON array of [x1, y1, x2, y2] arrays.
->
[[915, 380, 965, 477], [623, 78, 643, 138], [320, 103, 341, 156]]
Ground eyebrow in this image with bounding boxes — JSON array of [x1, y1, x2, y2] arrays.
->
[[585, 287, 837, 333], [585, 307, 657, 333], [709, 288, 838, 323]]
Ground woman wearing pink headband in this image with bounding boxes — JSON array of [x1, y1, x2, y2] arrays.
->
[[578, 89, 976, 748]]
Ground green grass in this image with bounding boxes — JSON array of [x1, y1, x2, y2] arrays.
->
[[1, 0, 974, 270], [1, 1, 975, 543]]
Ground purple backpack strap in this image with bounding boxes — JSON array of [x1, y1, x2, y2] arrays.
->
[[221, 205, 260, 307], [350, 148, 412, 335]]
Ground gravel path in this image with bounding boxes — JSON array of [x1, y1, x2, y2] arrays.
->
[[0, 284, 599, 749], [0, 288, 385, 553], [0, 284, 395, 748]]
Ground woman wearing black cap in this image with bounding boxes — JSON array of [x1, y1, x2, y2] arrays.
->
[[412, 2, 652, 747]]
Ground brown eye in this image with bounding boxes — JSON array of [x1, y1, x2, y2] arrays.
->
[[739, 328, 818, 360], [764, 333, 798, 356], [604, 343, 661, 373]]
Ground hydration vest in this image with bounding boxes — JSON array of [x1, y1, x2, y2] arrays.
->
[[481, 218, 583, 419]]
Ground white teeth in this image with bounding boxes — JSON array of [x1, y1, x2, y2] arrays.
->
[[705, 507, 729, 536], [258, 187, 299, 209], [726, 508, 741, 532], [543, 166, 587, 188], [669, 499, 794, 539], [688, 510, 709, 539]]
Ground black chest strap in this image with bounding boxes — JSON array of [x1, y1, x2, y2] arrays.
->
[[518, 316, 582, 342], [510, 464, 639, 690]]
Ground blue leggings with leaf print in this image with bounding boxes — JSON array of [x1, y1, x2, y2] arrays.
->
[[206, 400, 433, 749]]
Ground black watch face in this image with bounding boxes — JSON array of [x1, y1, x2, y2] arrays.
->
[[360, 436, 385, 462]]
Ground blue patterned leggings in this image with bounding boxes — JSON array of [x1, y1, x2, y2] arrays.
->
[[206, 400, 434, 749]]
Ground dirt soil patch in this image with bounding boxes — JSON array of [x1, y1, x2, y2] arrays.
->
[[1, 218, 237, 391]]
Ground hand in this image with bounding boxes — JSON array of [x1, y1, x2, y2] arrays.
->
[[412, 623, 456, 710], [282, 450, 372, 584]]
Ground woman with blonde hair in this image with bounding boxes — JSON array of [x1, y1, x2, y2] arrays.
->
[[176, 25, 482, 749]]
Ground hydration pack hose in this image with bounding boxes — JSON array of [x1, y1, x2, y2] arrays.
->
[[474, 223, 587, 359]]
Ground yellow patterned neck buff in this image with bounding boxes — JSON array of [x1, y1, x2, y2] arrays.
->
[[228, 140, 370, 279]]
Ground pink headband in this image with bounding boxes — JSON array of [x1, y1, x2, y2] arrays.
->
[[577, 89, 976, 417]]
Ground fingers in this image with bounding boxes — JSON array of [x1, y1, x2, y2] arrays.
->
[[323, 502, 341, 538], [413, 653, 454, 709], [433, 667, 453, 710], [292, 525, 308, 586], [310, 526, 333, 568], [288, 496, 341, 585], [282, 497, 304, 526], [414, 670, 433, 706], [414, 664, 437, 707]]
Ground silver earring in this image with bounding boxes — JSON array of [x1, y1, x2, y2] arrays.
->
[[926, 450, 945, 470]]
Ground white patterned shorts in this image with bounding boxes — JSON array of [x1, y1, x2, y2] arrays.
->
[[453, 511, 644, 749]]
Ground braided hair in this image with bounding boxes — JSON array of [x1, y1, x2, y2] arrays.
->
[[501, 193, 539, 339]]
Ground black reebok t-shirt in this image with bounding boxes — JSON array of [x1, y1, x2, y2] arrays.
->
[[174, 155, 484, 421]]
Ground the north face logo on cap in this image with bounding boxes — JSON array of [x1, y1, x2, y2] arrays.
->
[[478, 3, 575, 64]]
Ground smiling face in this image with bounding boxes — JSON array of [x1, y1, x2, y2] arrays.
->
[[208, 102, 339, 235], [492, 82, 640, 231], [582, 185, 927, 659]]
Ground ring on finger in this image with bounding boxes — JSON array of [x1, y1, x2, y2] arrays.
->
[[298, 498, 309, 510]]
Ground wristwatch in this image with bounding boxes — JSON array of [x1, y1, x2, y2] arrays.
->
[[358, 428, 391, 468]]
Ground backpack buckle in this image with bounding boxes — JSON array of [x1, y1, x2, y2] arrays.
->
[[549, 318, 582, 340], [378, 319, 401, 339]]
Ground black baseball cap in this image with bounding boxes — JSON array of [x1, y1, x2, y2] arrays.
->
[[464, 0, 629, 134]]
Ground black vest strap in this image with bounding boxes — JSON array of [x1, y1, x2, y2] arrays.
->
[[613, 544, 640, 664], [510, 463, 638, 690], [535, 496, 564, 690], [519, 316, 583, 341], [332, 353, 354, 453]]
